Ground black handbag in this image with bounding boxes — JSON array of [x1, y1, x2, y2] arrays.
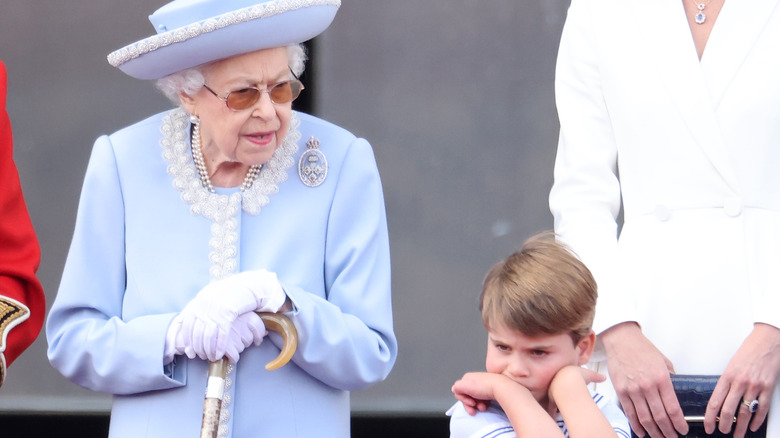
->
[[631, 375, 767, 438]]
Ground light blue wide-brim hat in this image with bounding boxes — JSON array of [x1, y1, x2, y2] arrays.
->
[[108, 0, 340, 80]]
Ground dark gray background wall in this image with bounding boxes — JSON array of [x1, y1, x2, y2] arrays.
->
[[0, 1, 567, 415]]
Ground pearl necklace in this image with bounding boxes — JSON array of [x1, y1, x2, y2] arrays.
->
[[191, 122, 261, 193]]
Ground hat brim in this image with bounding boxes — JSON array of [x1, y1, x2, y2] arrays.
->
[[108, 2, 338, 80]]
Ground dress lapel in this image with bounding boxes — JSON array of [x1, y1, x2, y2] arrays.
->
[[629, 0, 740, 193], [702, 0, 780, 107]]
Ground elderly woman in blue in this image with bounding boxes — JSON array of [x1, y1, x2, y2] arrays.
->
[[45, 1, 397, 437]]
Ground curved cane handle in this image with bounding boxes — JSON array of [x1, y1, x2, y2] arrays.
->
[[257, 312, 298, 370]]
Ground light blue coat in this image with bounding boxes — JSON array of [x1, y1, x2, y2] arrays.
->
[[46, 108, 397, 437]]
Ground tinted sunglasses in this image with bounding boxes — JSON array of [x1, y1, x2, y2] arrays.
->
[[202, 72, 304, 110]]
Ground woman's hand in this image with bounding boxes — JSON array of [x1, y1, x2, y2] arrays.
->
[[166, 311, 267, 363], [175, 270, 286, 362], [704, 323, 780, 438], [222, 312, 267, 363], [601, 322, 688, 438]]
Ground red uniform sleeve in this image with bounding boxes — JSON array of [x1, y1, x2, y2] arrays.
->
[[0, 60, 45, 386]]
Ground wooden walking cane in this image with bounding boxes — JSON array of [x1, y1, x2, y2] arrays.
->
[[200, 312, 298, 438]]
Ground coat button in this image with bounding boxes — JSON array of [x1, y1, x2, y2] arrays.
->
[[723, 198, 742, 217], [654, 204, 671, 221]]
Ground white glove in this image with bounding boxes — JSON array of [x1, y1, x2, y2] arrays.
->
[[174, 270, 286, 362], [222, 312, 267, 363], [165, 312, 267, 363]]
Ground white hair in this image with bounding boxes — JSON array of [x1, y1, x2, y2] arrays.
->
[[155, 44, 308, 104]]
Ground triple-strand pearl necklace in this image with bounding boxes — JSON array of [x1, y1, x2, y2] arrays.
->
[[191, 122, 261, 193]]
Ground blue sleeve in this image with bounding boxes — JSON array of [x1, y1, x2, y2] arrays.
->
[[281, 136, 397, 390], [46, 135, 182, 395]]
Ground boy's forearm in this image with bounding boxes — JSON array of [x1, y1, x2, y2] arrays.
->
[[495, 384, 563, 437], [550, 367, 618, 438]]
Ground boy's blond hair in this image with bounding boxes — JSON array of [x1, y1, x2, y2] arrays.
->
[[480, 232, 597, 344]]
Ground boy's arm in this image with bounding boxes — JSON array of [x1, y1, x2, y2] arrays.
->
[[453, 372, 564, 437], [549, 366, 619, 438]]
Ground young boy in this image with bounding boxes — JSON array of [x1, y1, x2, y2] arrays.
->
[[448, 232, 630, 438]]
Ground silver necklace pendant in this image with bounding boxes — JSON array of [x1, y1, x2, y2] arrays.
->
[[694, 3, 706, 24], [298, 136, 328, 187]]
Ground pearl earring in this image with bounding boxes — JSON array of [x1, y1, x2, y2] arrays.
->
[[189, 114, 199, 125]]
